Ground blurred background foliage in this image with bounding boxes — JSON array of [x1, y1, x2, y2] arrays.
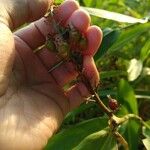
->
[[45, 0, 150, 149]]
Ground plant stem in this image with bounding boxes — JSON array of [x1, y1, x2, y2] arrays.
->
[[116, 114, 150, 129], [79, 73, 113, 117], [114, 132, 129, 150], [33, 45, 45, 53]]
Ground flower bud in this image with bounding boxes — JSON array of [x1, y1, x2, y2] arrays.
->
[[69, 30, 81, 47], [79, 36, 87, 51], [45, 39, 56, 51], [58, 42, 70, 58], [107, 95, 119, 111]]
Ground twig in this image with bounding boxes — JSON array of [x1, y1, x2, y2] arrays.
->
[[48, 57, 69, 72], [116, 114, 150, 129], [114, 132, 129, 150], [79, 73, 113, 117]]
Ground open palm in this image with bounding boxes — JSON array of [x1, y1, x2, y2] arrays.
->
[[0, 0, 102, 149]]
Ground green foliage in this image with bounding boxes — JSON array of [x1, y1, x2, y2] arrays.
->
[[44, 117, 108, 150], [140, 40, 150, 62], [73, 128, 118, 150], [117, 79, 138, 115], [142, 126, 150, 150], [119, 119, 140, 150], [143, 139, 150, 150], [54, 0, 64, 5], [47, 0, 150, 149], [109, 23, 150, 54], [94, 28, 120, 60]]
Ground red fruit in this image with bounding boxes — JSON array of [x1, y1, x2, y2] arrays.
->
[[108, 97, 118, 111]]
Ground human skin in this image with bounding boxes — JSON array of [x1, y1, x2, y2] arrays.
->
[[0, 0, 102, 149]]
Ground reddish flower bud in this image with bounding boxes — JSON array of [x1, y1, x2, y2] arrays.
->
[[107, 95, 119, 111]]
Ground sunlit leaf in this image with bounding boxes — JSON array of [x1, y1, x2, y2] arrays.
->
[[143, 67, 150, 76], [136, 95, 150, 100], [127, 59, 143, 81], [54, 0, 64, 5], [143, 126, 150, 139], [73, 128, 118, 150], [109, 23, 150, 53], [143, 138, 150, 150], [82, 7, 148, 23], [44, 117, 108, 150], [102, 28, 114, 36], [135, 89, 150, 99], [81, 0, 93, 6]]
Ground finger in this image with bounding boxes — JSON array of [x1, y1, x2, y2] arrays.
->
[[65, 56, 99, 110], [83, 55, 100, 87], [50, 61, 78, 87], [37, 47, 78, 87], [0, 0, 54, 94], [14, 36, 54, 85], [37, 9, 91, 86], [67, 8, 91, 32], [83, 25, 103, 56], [66, 82, 90, 110], [1, 0, 54, 30], [0, 23, 14, 95], [14, 0, 79, 50]]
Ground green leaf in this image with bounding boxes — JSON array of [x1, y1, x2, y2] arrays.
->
[[135, 90, 150, 100], [100, 70, 127, 79], [135, 90, 150, 97], [54, 0, 64, 5], [146, 120, 150, 126], [119, 119, 140, 150], [143, 126, 150, 139], [140, 40, 150, 62], [94, 29, 120, 60], [73, 128, 118, 150], [44, 117, 108, 150], [143, 138, 150, 150], [81, 0, 93, 6], [109, 23, 150, 53], [82, 7, 148, 23], [62, 102, 96, 125], [117, 79, 138, 114], [127, 59, 143, 81]]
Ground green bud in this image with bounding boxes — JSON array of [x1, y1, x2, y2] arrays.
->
[[58, 42, 70, 58], [69, 30, 81, 46], [79, 36, 87, 51], [45, 39, 56, 52]]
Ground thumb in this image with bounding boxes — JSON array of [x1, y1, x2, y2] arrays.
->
[[0, 23, 14, 96], [0, 0, 53, 95]]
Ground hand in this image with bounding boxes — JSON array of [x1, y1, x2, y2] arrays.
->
[[0, 0, 102, 149]]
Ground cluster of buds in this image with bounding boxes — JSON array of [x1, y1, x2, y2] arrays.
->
[[41, 6, 88, 72], [33, 4, 88, 73]]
